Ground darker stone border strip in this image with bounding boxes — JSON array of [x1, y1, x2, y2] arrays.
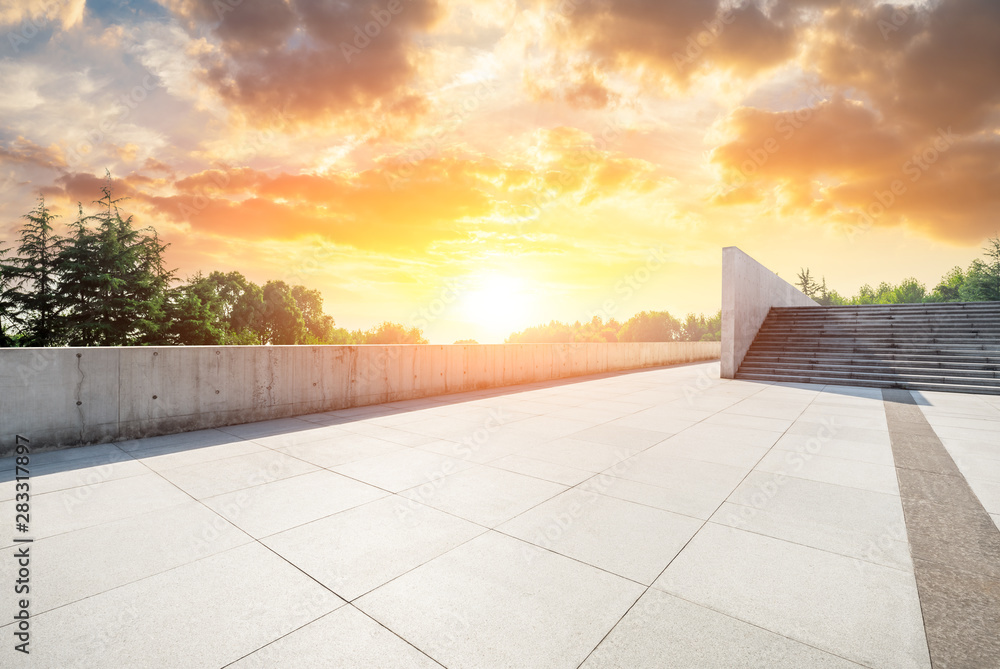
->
[[882, 389, 1000, 668]]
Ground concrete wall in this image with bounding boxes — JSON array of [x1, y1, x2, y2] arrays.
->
[[721, 247, 818, 378], [0, 341, 720, 454]]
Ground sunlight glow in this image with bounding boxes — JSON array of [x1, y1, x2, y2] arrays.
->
[[459, 273, 534, 334]]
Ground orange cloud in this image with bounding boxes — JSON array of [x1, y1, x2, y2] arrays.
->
[[712, 98, 1000, 242], [0, 137, 66, 169]]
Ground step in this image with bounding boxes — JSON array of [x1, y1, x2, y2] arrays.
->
[[737, 365, 1000, 386], [748, 344, 1000, 355], [738, 362, 1000, 381], [762, 319, 1000, 328], [775, 301, 1000, 311], [752, 336, 1000, 345], [741, 354, 1000, 370], [733, 372, 1000, 396]]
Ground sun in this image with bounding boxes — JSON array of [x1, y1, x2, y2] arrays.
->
[[459, 273, 533, 336]]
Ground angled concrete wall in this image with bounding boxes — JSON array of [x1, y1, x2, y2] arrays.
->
[[721, 247, 818, 379], [0, 341, 720, 454]]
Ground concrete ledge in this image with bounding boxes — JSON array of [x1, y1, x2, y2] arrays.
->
[[721, 247, 817, 378], [0, 341, 720, 454]]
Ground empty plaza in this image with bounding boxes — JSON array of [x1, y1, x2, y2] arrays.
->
[[2, 361, 999, 668]]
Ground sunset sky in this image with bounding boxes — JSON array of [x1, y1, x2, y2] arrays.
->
[[1, 0, 998, 343]]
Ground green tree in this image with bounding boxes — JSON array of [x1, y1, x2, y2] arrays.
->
[[200, 271, 266, 343], [618, 311, 682, 342], [166, 272, 227, 345], [55, 184, 174, 346], [888, 277, 926, 304], [3, 197, 63, 345], [961, 235, 1000, 301], [361, 321, 427, 344], [0, 242, 20, 346], [795, 268, 819, 298], [682, 311, 722, 341], [262, 280, 306, 345], [927, 266, 965, 302], [291, 284, 336, 343]]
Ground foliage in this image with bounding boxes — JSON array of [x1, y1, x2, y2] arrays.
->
[[1, 197, 63, 346], [55, 184, 174, 346], [506, 310, 722, 343], [799, 235, 1000, 306], [0, 182, 427, 347]]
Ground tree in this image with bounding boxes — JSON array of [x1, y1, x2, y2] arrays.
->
[[682, 311, 722, 341], [201, 271, 266, 343], [927, 266, 965, 302], [796, 268, 819, 298], [3, 197, 63, 345], [55, 184, 174, 345], [291, 284, 336, 343], [361, 321, 427, 344], [962, 234, 1000, 301], [618, 311, 682, 342], [0, 242, 20, 346], [961, 259, 1000, 302], [166, 273, 227, 345], [889, 277, 926, 304], [262, 280, 306, 345]]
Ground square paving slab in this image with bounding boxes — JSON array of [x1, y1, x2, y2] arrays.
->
[[9, 364, 998, 667]]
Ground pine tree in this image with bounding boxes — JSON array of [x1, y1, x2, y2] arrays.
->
[[3, 197, 63, 345], [56, 180, 174, 345], [0, 241, 20, 346]]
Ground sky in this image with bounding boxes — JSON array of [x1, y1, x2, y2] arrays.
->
[[0, 0, 998, 343]]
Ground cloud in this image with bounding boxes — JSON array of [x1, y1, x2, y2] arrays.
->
[[0, 0, 86, 30], [159, 0, 444, 125], [0, 136, 66, 169], [712, 98, 1000, 242], [805, 0, 1000, 134], [532, 0, 797, 86], [26, 127, 667, 253]]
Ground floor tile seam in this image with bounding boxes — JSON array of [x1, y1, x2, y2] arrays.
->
[[628, 588, 884, 669], [0, 462, 154, 501], [762, 444, 897, 469], [619, 379, 819, 641], [699, 518, 915, 575], [0, 532, 262, 626]]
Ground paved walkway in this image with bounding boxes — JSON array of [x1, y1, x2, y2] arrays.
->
[[2, 362, 999, 668]]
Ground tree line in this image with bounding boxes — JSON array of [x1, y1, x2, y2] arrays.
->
[[506, 310, 722, 344], [0, 187, 426, 347], [795, 236, 1000, 306]]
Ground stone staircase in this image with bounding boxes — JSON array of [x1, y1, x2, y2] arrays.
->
[[736, 302, 1000, 395]]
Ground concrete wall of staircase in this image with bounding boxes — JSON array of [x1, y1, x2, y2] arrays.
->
[[0, 341, 720, 454], [721, 247, 818, 379]]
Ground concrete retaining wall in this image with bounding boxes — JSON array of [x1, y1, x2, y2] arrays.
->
[[0, 341, 720, 454], [721, 247, 817, 378]]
